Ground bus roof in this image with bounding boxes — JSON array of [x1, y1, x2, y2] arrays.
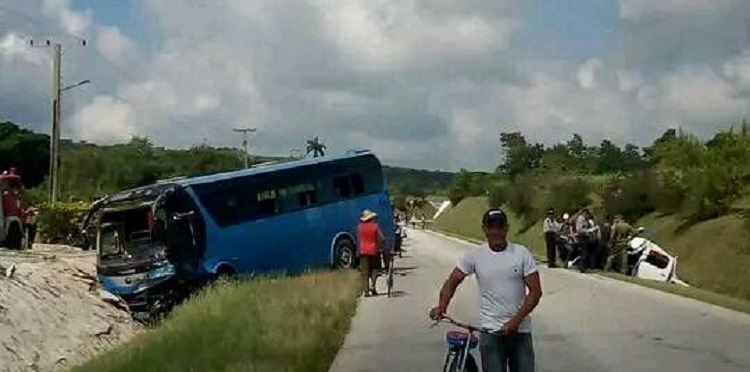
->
[[175, 149, 377, 187]]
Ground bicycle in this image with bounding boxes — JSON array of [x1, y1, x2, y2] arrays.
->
[[432, 315, 488, 372]]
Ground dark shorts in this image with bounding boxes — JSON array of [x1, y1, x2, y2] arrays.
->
[[479, 332, 535, 372], [359, 254, 381, 274]]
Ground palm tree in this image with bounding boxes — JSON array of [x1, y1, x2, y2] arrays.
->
[[306, 137, 327, 158]]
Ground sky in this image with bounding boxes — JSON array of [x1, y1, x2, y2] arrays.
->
[[1, 0, 749, 171]]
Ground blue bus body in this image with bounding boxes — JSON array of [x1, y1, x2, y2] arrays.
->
[[87, 150, 394, 309]]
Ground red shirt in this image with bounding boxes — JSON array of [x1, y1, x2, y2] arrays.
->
[[357, 221, 379, 256]]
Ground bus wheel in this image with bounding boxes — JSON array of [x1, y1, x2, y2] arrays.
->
[[334, 238, 356, 269], [6, 223, 22, 250]]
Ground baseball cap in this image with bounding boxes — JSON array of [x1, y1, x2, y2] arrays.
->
[[482, 208, 508, 226]]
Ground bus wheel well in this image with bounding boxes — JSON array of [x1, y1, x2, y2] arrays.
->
[[333, 234, 357, 269], [214, 263, 236, 279]]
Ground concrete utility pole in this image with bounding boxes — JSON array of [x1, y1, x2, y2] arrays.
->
[[233, 127, 257, 168], [50, 43, 61, 203], [30, 38, 88, 203]]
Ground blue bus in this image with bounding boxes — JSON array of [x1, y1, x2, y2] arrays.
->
[[82, 150, 394, 313]]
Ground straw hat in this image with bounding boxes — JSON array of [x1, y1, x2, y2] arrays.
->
[[360, 209, 377, 222]]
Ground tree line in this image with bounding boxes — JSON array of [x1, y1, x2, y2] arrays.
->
[[448, 122, 750, 226], [1, 121, 456, 206]]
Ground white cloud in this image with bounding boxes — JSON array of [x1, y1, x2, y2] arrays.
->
[[41, 0, 92, 35], [95, 26, 136, 64], [71, 95, 137, 144], [723, 50, 750, 91], [0, 33, 46, 65], [616, 70, 643, 92], [576, 58, 605, 90], [657, 66, 746, 120]]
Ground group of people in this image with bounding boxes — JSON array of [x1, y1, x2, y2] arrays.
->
[[543, 207, 636, 274]]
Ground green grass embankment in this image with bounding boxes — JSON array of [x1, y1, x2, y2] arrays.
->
[[433, 196, 750, 305], [73, 271, 359, 372]]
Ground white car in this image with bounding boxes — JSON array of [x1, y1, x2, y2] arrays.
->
[[627, 231, 688, 286]]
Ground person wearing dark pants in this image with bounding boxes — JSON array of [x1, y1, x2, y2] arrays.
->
[[542, 209, 559, 268], [480, 333, 535, 372], [430, 208, 542, 372]]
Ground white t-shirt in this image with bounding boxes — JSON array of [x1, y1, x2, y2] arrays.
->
[[457, 242, 538, 333]]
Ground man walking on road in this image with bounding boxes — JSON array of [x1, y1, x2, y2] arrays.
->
[[430, 208, 542, 372]]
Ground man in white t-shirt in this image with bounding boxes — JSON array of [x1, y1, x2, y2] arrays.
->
[[430, 208, 542, 372]]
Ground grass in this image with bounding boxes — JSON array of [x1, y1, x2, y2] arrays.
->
[[73, 270, 359, 372], [599, 272, 750, 314], [435, 196, 750, 302]]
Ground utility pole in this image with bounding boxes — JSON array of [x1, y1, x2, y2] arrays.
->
[[50, 43, 61, 204], [233, 127, 256, 168], [30, 38, 88, 203]]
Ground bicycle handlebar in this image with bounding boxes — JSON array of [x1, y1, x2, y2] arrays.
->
[[431, 315, 491, 334]]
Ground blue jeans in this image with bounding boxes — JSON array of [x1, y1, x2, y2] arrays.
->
[[479, 332, 535, 372]]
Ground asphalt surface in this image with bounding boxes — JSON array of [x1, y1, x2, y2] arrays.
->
[[328, 229, 750, 372]]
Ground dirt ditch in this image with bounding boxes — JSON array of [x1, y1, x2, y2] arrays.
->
[[0, 245, 141, 371]]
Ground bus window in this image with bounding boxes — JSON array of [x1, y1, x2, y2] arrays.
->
[[256, 189, 278, 217], [333, 176, 352, 197], [351, 174, 364, 195]]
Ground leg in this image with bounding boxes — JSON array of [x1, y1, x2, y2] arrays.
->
[[618, 243, 629, 274], [368, 256, 379, 294], [480, 333, 508, 372], [544, 232, 557, 268], [579, 239, 590, 273], [507, 333, 535, 372], [359, 255, 370, 295]]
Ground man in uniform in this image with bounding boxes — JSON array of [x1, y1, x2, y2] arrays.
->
[[607, 215, 636, 274]]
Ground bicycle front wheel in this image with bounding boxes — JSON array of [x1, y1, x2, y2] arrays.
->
[[386, 257, 394, 297], [444, 352, 478, 372]]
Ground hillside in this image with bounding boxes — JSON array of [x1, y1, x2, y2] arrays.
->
[[383, 166, 454, 197], [434, 196, 750, 301]]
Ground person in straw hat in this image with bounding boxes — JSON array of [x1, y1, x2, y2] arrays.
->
[[358, 209, 387, 297]]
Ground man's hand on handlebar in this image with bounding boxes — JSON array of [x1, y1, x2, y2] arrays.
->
[[429, 306, 446, 321]]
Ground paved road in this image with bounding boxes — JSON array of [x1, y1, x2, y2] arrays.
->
[[329, 229, 750, 372]]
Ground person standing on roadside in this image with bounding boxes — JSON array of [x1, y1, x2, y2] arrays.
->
[[357, 209, 386, 297], [430, 208, 542, 372], [575, 208, 596, 273], [607, 215, 635, 274], [543, 208, 560, 268]]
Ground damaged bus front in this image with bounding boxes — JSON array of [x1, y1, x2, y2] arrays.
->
[[82, 182, 206, 316]]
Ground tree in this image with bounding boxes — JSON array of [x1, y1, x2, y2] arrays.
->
[[0, 121, 50, 188], [498, 132, 543, 178], [306, 137, 327, 158]]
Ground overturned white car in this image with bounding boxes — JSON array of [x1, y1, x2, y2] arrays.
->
[[626, 229, 688, 286]]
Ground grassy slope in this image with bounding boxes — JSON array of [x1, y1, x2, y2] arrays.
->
[[73, 271, 359, 372], [434, 196, 750, 302]]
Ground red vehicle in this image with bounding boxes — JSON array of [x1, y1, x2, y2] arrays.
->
[[0, 168, 25, 249]]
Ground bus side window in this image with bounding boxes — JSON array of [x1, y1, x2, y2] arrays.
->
[[351, 174, 365, 195], [256, 189, 278, 217], [333, 176, 352, 197]]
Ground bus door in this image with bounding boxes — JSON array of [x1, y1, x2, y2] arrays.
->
[[162, 189, 205, 276]]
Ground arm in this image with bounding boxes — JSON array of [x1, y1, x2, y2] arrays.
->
[[429, 268, 467, 319], [502, 272, 542, 334]]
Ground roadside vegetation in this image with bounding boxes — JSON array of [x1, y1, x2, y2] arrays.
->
[[437, 123, 750, 303], [73, 270, 359, 372]]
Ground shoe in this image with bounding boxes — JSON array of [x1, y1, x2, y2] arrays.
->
[[548, 264, 558, 268], [370, 289, 378, 296]]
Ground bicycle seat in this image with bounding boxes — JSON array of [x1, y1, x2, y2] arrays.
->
[[446, 331, 478, 349]]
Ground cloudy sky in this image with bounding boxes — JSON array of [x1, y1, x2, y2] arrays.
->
[[1, 0, 750, 170]]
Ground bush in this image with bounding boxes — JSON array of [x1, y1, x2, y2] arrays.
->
[[543, 176, 591, 214], [684, 162, 744, 222], [37, 202, 91, 247], [601, 171, 655, 221], [650, 168, 688, 215], [488, 184, 506, 208], [503, 176, 537, 227]]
